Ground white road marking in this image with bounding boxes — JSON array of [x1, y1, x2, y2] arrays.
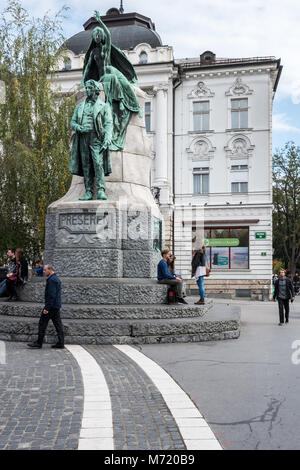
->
[[66, 345, 114, 450], [115, 344, 222, 450], [0, 341, 6, 365]]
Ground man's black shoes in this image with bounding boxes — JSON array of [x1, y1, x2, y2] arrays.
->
[[27, 342, 64, 349], [178, 298, 188, 304]]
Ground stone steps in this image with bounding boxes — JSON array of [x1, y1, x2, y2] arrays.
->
[[0, 299, 212, 320], [18, 278, 169, 305], [0, 302, 240, 345]]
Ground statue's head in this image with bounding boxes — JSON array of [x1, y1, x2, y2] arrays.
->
[[92, 26, 105, 44], [85, 79, 101, 97]]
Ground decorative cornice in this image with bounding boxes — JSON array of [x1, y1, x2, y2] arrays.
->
[[184, 65, 276, 80]]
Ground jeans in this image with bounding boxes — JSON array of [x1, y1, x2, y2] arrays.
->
[[0, 279, 7, 297], [196, 276, 205, 300]]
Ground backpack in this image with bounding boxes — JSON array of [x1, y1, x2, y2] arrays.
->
[[167, 286, 177, 304]]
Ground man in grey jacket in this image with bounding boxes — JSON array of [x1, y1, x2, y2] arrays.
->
[[273, 268, 295, 325]]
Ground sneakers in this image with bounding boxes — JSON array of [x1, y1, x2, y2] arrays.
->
[[278, 323, 284, 326]]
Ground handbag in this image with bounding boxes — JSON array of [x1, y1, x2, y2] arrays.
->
[[205, 267, 210, 277]]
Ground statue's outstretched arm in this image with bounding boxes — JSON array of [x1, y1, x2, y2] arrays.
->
[[94, 10, 111, 64]]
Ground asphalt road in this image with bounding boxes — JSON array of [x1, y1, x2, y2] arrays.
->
[[138, 296, 300, 450]]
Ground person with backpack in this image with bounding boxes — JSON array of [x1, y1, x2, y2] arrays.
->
[[157, 249, 187, 304]]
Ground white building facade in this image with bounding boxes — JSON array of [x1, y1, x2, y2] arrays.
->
[[55, 8, 282, 299]]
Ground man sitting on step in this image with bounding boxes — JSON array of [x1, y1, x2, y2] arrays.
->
[[157, 249, 187, 304]]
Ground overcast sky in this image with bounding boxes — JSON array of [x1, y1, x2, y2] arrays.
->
[[19, 0, 300, 150]]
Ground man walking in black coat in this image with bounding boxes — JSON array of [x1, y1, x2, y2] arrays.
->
[[273, 268, 295, 325], [27, 265, 64, 349]]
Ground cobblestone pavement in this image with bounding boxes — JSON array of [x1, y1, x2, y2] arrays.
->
[[0, 342, 84, 450], [0, 341, 191, 450]]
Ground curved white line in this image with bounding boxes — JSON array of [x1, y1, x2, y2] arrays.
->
[[66, 345, 114, 450], [115, 345, 222, 450], [0, 341, 6, 365]]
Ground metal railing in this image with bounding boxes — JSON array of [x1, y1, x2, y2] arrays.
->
[[179, 56, 277, 68]]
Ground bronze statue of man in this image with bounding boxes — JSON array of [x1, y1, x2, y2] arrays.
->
[[80, 10, 142, 151], [69, 79, 113, 200]]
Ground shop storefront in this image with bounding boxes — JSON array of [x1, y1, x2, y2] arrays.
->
[[173, 206, 273, 300], [193, 227, 249, 270]]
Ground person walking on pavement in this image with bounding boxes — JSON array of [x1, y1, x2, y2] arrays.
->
[[27, 265, 64, 349], [273, 268, 295, 325]]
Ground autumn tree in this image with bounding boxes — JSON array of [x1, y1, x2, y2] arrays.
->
[[273, 141, 300, 275], [0, 0, 75, 262]]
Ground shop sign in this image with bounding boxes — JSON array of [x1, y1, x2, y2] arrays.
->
[[204, 238, 239, 247], [217, 256, 229, 265], [255, 232, 266, 239]]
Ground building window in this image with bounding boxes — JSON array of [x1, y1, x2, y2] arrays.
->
[[231, 164, 248, 170], [193, 101, 209, 131], [231, 182, 248, 193], [139, 51, 148, 64], [192, 227, 249, 269], [63, 57, 71, 71], [145, 102, 151, 132], [193, 167, 209, 194], [231, 98, 248, 129]]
